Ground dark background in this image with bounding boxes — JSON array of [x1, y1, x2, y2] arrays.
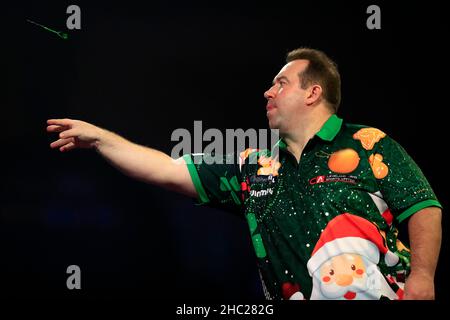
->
[[2, 0, 447, 301]]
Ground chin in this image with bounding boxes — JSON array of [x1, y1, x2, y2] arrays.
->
[[268, 122, 285, 134], [267, 118, 279, 130]]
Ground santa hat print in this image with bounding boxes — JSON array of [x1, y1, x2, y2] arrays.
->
[[307, 213, 399, 276]]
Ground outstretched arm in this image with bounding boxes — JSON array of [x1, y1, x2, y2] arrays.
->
[[47, 118, 197, 198], [404, 206, 442, 300]]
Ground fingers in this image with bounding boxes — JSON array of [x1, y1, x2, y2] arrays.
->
[[46, 124, 69, 133], [60, 141, 76, 152], [47, 119, 81, 152], [50, 137, 74, 149], [47, 118, 75, 126], [47, 119, 75, 135], [59, 128, 80, 139]]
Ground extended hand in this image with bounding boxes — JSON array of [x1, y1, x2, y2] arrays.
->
[[47, 118, 103, 152]]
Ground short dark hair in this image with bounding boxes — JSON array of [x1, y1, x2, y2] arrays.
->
[[286, 48, 341, 113]]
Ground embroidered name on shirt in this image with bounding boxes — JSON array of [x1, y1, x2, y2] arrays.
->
[[309, 174, 358, 185]]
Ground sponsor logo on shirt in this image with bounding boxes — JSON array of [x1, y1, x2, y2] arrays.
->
[[241, 175, 277, 200], [250, 188, 274, 198], [309, 174, 358, 185], [249, 174, 277, 184]]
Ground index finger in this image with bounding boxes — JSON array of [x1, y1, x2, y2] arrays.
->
[[47, 118, 73, 126]]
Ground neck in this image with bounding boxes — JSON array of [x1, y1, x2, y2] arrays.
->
[[283, 108, 333, 162]]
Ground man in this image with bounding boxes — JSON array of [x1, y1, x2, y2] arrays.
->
[[47, 48, 442, 300]]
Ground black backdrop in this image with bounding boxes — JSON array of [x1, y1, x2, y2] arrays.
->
[[2, 0, 448, 301]]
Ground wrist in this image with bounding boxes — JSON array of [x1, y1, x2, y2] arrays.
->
[[93, 127, 107, 151], [408, 270, 435, 281]]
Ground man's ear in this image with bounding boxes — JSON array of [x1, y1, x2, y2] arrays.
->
[[305, 84, 323, 106]]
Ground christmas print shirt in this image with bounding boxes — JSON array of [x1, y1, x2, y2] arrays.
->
[[183, 114, 442, 300]]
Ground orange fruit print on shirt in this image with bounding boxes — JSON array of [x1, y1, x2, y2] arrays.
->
[[328, 149, 360, 174]]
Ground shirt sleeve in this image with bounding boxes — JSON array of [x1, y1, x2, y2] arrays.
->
[[369, 135, 442, 223], [183, 153, 244, 215]]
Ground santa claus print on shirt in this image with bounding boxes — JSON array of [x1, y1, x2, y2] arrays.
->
[[306, 213, 403, 300]]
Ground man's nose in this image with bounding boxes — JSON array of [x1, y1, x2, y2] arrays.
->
[[264, 85, 276, 99]]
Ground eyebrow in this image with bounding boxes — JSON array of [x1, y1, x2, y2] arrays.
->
[[272, 75, 289, 85]]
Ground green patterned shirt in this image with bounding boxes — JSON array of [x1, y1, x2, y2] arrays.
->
[[183, 114, 442, 300]]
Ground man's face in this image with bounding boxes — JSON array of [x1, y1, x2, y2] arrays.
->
[[264, 60, 309, 132]]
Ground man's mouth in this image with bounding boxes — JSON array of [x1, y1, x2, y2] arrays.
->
[[344, 291, 356, 300], [266, 103, 276, 111]]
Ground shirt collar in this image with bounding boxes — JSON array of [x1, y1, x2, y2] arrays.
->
[[274, 114, 343, 151], [316, 114, 343, 141]]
